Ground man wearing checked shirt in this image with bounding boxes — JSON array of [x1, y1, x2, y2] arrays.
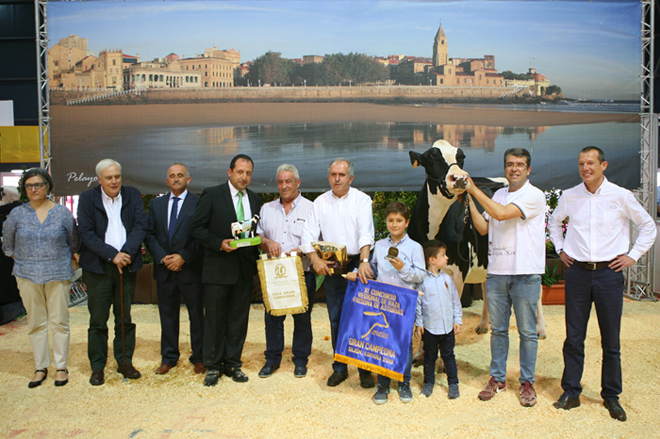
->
[[549, 146, 656, 421]]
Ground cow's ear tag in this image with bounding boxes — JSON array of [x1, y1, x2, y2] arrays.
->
[[412, 160, 419, 169]]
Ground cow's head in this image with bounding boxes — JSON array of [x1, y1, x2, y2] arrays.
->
[[409, 140, 468, 199]]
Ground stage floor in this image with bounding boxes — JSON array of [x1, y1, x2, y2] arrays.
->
[[1, 299, 659, 438]]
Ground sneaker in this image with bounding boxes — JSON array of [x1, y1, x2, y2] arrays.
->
[[448, 383, 460, 399], [373, 384, 390, 405], [478, 377, 506, 401], [421, 383, 434, 397], [519, 382, 537, 407], [398, 383, 413, 403]]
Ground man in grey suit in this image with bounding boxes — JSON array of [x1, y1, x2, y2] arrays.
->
[[144, 163, 205, 375]]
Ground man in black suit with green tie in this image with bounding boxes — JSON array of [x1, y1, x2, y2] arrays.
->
[[189, 154, 263, 386]]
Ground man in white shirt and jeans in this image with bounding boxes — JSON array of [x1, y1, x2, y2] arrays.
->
[[549, 146, 656, 421], [301, 158, 375, 388], [467, 148, 546, 408]]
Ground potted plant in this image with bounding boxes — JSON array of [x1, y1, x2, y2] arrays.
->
[[541, 260, 565, 305]]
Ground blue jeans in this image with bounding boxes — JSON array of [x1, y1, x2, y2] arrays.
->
[[561, 264, 624, 401], [324, 262, 368, 375], [485, 274, 541, 385]]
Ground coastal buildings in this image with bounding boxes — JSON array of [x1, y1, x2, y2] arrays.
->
[[48, 36, 239, 90]]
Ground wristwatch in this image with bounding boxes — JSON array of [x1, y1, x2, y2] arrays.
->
[[360, 258, 369, 264]]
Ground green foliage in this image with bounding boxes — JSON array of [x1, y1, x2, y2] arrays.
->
[[546, 85, 562, 95], [541, 259, 564, 287], [371, 191, 418, 241], [247, 51, 296, 86], [500, 70, 532, 81]]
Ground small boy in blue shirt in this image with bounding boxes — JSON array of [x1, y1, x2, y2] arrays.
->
[[415, 240, 463, 399], [347, 201, 425, 404]]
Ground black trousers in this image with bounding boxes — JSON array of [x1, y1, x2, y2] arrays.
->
[[561, 264, 624, 401], [157, 275, 204, 366], [422, 329, 458, 386], [202, 271, 253, 372], [84, 264, 136, 371], [263, 272, 315, 366]]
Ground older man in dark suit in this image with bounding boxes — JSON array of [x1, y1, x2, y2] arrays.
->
[[190, 154, 262, 386], [145, 163, 205, 376], [77, 158, 147, 386]]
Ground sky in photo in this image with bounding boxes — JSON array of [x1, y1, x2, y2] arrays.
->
[[48, 0, 642, 100]]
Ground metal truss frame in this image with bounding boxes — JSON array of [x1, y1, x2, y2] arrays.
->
[[627, 0, 657, 301], [35, 0, 50, 171]]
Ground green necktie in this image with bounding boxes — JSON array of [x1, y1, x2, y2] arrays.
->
[[236, 192, 245, 238]]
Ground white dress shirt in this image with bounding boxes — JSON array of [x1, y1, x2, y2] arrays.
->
[[549, 177, 656, 262], [101, 188, 126, 252], [300, 187, 374, 256], [167, 189, 188, 229], [228, 180, 252, 220], [257, 192, 314, 270]]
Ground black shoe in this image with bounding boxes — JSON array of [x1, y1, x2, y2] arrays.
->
[[327, 371, 348, 387], [293, 364, 307, 378], [204, 370, 220, 387], [258, 363, 279, 378], [54, 369, 69, 387], [553, 394, 581, 410], [359, 372, 375, 389], [28, 369, 48, 388], [117, 364, 141, 379], [89, 369, 104, 386], [227, 369, 249, 383], [604, 399, 627, 421]]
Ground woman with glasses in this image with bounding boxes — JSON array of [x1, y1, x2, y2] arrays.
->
[[2, 168, 79, 388]]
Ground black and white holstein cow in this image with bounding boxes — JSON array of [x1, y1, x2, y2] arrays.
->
[[408, 140, 546, 339]]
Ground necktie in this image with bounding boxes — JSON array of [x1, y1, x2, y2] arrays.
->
[[236, 192, 245, 222], [236, 192, 245, 238], [168, 197, 179, 246]]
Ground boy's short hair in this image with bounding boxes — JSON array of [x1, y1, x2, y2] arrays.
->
[[385, 201, 410, 221], [423, 240, 448, 267]]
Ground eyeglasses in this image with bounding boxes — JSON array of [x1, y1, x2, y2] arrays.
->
[[505, 163, 528, 170], [25, 183, 47, 191]]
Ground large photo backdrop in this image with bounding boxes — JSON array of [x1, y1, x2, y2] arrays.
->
[[47, 0, 642, 195]]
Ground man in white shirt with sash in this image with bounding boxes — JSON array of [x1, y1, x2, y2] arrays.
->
[[256, 164, 315, 379], [301, 158, 375, 388], [549, 146, 656, 421], [467, 148, 546, 408]]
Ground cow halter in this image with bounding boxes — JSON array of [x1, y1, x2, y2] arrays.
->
[[426, 162, 462, 199]]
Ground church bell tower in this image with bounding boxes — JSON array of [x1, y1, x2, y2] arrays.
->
[[433, 23, 448, 67]]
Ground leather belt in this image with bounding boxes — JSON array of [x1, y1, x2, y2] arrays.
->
[[577, 261, 611, 271]]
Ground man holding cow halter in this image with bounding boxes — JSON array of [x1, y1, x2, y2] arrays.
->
[[466, 148, 546, 408]]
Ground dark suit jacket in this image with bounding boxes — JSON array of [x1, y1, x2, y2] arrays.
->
[[77, 185, 148, 274], [144, 191, 202, 284], [189, 182, 262, 285]]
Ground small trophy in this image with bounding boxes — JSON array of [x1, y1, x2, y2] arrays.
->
[[311, 241, 349, 275], [385, 247, 399, 262], [229, 214, 261, 248]]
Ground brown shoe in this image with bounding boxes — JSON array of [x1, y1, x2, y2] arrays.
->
[[194, 362, 206, 374], [118, 364, 141, 379], [90, 369, 104, 386], [155, 364, 173, 375]]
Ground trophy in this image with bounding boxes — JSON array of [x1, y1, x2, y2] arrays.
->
[[311, 241, 349, 275], [229, 214, 261, 248], [385, 247, 399, 262]]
